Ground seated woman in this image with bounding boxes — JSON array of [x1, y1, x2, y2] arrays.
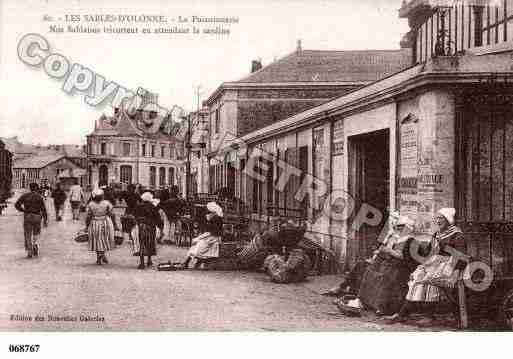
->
[[323, 211, 403, 297], [385, 208, 466, 323], [179, 202, 224, 269], [334, 215, 418, 315]]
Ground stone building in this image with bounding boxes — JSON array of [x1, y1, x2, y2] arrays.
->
[[86, 109, 184, 191], [214, 0, 513, 274], [204, 42, 412, 197]]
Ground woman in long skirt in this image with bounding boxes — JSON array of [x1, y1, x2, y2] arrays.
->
[[86, 189, 115, 265], [385, 208, 466, 323], [134, 192, 164, 269]]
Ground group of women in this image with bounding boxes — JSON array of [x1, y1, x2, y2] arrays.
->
[[85, 186, 468, 323], [84, 185, 224, 270], [325, 207, 467, 323]]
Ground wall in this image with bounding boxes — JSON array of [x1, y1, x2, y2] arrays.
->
[[236, 87, 358, 137], [209, 91, 238, 155], [397, 89, 456, 234]]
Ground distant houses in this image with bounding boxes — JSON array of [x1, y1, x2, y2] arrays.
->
[[0, 137, 88, 190], [12, 154, 86, 190]]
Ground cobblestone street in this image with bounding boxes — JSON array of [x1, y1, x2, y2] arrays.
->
[[0, 192, 428, 332]]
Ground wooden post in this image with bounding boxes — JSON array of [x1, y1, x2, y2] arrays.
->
[[457, 279, 468, 329]]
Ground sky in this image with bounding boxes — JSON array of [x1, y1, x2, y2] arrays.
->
[[0, 0, 409, 145]]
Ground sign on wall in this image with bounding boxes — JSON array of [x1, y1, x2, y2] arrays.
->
[[332, 119, 344, 156], [399, 114, 419, 223]]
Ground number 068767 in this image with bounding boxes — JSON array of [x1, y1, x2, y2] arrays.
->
[[8, 344, 40, 353]]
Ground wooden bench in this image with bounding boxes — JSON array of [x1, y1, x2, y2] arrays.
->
[[423, 259, 472, 329]]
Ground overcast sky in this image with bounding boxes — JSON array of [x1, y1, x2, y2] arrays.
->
[[0, 0, 409, 145]]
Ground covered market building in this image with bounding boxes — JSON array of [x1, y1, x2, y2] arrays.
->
[[215, 0, 513, 273]]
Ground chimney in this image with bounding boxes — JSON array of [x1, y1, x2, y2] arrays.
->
[[297, 39, 302, 53], [251, 59, 262, 73]]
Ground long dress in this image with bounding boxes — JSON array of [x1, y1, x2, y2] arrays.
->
[[358, 236, 417, 314], [134, 201, 164, 256], [187, 215, 223, 259], [405, 225, 465, 302], [87, 200, 115, 252]]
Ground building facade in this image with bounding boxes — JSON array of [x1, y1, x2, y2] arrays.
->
[[204, 43, 412, 197], [86, 109, 184, 191], [214, 0, 513, 275]]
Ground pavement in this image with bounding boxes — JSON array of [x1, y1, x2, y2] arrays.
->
[[0, 191, 450, 331]]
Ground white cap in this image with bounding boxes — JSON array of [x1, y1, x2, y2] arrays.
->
[[438, 207, 456, 225], [206, 202, 223, 217], [141, 192, 154, 202]]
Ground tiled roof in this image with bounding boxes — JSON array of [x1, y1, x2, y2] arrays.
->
[[14, 154, 66, 169], [62, 145, 86, 158], [90, 113, 142, 137], [236, 49, 412, 84]]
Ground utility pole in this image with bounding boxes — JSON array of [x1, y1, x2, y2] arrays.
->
[[186, 85, 203, 200]]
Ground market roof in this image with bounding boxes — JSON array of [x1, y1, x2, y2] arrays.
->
[[234, 50, 513, 147], [14, 154, 66, 169]]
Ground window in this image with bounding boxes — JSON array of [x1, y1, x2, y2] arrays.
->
[[142, 143, 146, 156], [215, 108, 220, 134], [100, 142, 107, 155], [120, 165, 132, 184], [474, 6, 484, 47], [161, 146, 165, 158], [151, 145, 155, 157], [168, 167, 175, 186], [149, 166, 156, 188], [169, 144, 175, 159], [123, 143, 131, 156], [159, 167, 166, 187]]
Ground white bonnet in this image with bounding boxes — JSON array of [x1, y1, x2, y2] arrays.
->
[[92, 188, 104, 197], [438, 208, 456, 225], [206, 202, 223, 217], [141, 192, 154, 202]]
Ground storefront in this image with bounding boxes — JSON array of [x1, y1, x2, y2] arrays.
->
[[226, 47, 513, 271]]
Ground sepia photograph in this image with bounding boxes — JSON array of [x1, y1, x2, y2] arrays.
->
[[1, 1, 513, 349]]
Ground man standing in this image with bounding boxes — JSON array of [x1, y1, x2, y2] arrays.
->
[[69, 180, 84, 220], [15, 183, 48, 258], [51, 182, 67, 221]]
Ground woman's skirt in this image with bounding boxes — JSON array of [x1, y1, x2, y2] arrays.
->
[[406, 255, 457, 302], [358, 253, 411, 314], [188, 233, 220, 259], [138, 223, 157, 256], [88, 217, 115, 252]]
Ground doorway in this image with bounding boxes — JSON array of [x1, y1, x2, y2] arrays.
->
[[348, 129, 390, 267], [99, 165, 109, 187]]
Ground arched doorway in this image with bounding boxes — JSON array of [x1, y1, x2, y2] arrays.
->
[[99, 165, 109, 187]]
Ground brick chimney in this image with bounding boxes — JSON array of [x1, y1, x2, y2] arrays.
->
[[251, 59, 262, 73], [297, 39, 302, 53]]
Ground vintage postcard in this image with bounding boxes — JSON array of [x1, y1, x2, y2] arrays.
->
[[1, 0, 513, 341]]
